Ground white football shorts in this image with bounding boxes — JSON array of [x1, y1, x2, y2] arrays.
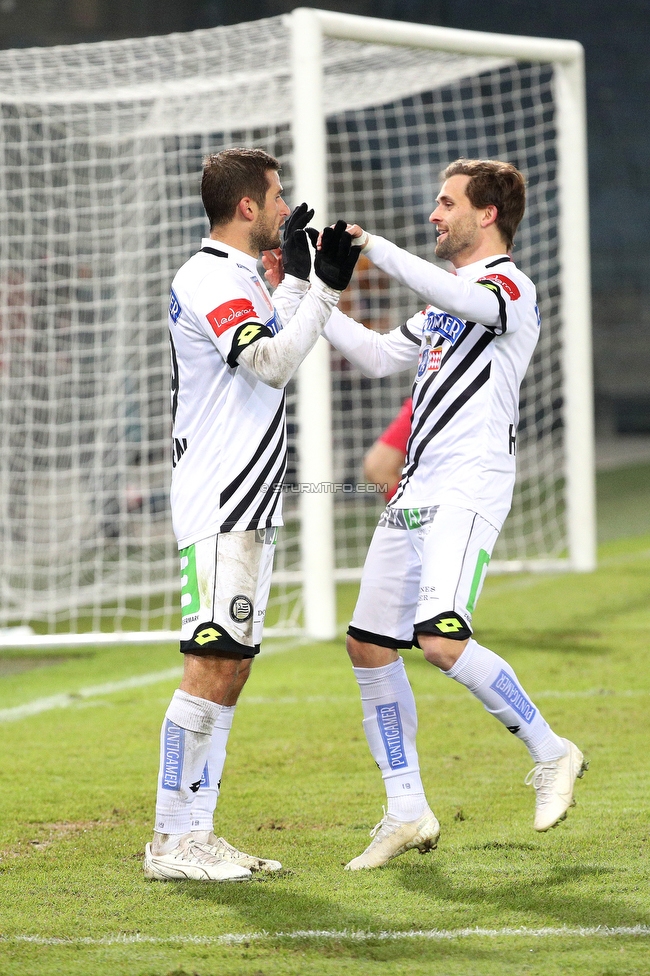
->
[[178, 528, 277, 657], [349, 504, 499, 647]]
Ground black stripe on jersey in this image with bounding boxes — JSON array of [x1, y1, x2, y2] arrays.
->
[[220, 397, 285, 507], [222, 417, 287, 530], [476, 280, 507, 334], [425, 363, 492, 442], [400, 322, 421, 346], [245, 443, 287, 530], [393, 363, 492, 503], [394, 333, 494, 503], [201, 246, 229, 258], [485, 256, 512, 268], [169, 333, 180, 427], [409, 329, 494, 448], [411, 323, 476, 414]]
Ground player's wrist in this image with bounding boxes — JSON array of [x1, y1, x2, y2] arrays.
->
[[360, 232, 376, 254], [282, 273, 310, 293], [309, 276, 341, 303]]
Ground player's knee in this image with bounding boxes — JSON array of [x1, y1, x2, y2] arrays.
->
[[346, 633, 368, 665], [419, 634, 469, 671], [236, 656, 253, 683], [346, 633, 398, 668]]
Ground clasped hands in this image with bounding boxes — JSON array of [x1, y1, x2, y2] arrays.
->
[[262, 202, 366, 291]]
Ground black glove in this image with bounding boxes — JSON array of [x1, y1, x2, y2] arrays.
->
[[308, 221, 360, 291], [281, 202, 315, 280]]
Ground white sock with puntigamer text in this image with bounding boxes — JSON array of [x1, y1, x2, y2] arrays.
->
[[444, 638, 566, 762], [353, 657, 429, 822], [154, 690, 221, 843]]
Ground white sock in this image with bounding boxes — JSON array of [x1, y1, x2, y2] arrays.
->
[[445, 638, 566, 763], [353, 657, 428, 822], [189, 705, 236, 833], [154, 689, 221, 836]]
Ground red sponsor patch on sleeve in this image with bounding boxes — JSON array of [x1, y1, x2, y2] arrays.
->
[[207, 298, 258, 337], [480, 273, 520, 301]]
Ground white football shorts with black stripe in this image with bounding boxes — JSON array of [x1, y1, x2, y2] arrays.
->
[[349, 504, 498, 648], [179, 528, 277, 657]]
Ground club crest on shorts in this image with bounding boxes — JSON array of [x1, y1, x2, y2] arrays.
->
[[229, 595, 253, 622]]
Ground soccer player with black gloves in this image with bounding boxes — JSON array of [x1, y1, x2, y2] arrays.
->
[[144, 147, 358, 882], [321, 158, 588, 870]]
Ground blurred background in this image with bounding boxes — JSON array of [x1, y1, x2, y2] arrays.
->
[[2, 0, 649, 461]]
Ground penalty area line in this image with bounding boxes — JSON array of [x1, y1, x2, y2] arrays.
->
[[4, 926, 650, 946]]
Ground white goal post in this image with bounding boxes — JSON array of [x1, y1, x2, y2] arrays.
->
[[291, 8, 595, 640], [0, 9, 595, 646]]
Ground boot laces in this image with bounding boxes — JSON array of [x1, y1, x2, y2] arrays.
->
[[524, 761, 558, 803], [369, 806, 399, 841]]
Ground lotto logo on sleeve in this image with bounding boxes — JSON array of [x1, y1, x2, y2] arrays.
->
[[207, 298, 257, 337], [490, 670, 536, 724], [376, 702, 408, 769]]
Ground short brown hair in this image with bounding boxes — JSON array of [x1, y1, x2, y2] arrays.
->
[[442, 158, 526, 251], [201, 148, 280, 229]]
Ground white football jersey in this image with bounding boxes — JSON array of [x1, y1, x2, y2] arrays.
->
[[391, 255, 540, 529], [169, 239, 286, 548]]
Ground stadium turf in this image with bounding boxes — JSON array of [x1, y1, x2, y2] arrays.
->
[[1, 483, 650, 973]]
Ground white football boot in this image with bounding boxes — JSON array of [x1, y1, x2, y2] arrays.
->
[[345, 807, 440, 871], [143, 834, 251, 881], [192, 831, 282, 873], [525, 738, 589, 831]]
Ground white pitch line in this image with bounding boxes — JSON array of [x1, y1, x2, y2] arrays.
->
[[242, 688, 650, 706], [0, 668, 183, 722], [0, 638, 301, 723], [3, 926, 650, 947]]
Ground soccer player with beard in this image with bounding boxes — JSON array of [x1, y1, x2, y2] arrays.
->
[[320, 158, 588, 869], [144, 148, 358, 881]]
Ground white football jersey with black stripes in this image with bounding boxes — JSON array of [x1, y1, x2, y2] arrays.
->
[[168, 239, 286, 549], [391, 255, 540, 529]]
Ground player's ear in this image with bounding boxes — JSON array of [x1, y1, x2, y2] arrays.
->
[[237, 196, 257, 222], [481, 205, 498, 229]]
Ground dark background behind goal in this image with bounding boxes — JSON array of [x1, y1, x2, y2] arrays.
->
[[1, 0, 648, 440]]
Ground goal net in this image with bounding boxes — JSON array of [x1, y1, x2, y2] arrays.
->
[[0, 12, 594, 642]]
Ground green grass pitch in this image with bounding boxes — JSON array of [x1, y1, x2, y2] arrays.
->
[[1, 488, 650, 973]]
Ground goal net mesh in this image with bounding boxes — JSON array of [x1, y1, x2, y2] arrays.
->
[[0, 18, 564, 637]]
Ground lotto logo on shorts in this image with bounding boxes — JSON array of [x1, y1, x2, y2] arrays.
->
[[490, 670, 536, 724], [435, 616, 465, 634], [207, 299, 257, 337], [162, 720, 185, 791], [376, 702, 408, 770]]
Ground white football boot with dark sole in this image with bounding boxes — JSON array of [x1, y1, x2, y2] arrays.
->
[[345, 807, 440, 871], [143, 835, 251, 881], [525, 738, 589, 831], [192, 832, 282, 873]]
